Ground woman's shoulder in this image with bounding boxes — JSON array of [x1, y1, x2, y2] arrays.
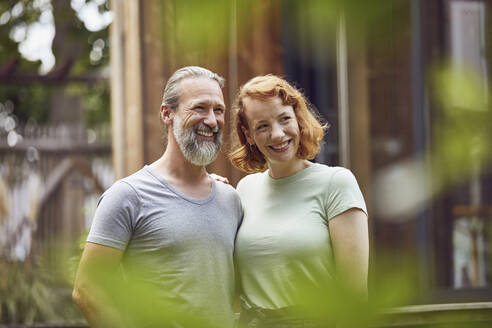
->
[[236, 171, 264, 191], [307, 164, 360, 190], [308, 163, 351, 179], [316, 165, 367, 217]]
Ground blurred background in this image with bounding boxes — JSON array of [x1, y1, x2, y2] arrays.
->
[[0, 0, 491, 326]]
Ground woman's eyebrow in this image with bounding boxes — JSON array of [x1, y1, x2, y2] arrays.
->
[[276, 110, 291, 118], [253, 119, 269, 126]]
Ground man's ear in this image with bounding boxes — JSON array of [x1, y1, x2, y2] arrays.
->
[[241, 125, 254, 145], [161, 104, 174, 126]]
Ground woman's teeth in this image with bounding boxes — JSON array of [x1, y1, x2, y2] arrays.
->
[[270, 140, 289, 150]]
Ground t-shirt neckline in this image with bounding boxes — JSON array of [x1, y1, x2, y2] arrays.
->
[[144, 165, 216, 205], [265, 162, 320, 187]]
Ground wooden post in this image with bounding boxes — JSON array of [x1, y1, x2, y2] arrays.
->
[[124, 0, 145, 174], [110, 0, 145, 178], [109, 0, 126, 179], [347, 27, 372, 212], [346, 14, 373, 293], [141, 0, 167, 163]]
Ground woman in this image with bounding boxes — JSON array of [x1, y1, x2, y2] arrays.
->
[[229, 75, 369, 327]]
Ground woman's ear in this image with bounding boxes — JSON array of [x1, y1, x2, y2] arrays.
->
[[161, 104, 174, 126], [241, 125, 254, 145]]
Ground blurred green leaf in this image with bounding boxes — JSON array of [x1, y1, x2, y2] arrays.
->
[[431, 64, 492, 188]]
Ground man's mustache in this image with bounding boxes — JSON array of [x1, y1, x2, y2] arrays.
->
[[193, 123, 220, 134]]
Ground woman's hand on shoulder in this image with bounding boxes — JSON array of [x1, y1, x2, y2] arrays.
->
[[210, 173, 230, 185]]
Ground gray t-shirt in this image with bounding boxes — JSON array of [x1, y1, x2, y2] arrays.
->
[[87, 165, 243, 327]]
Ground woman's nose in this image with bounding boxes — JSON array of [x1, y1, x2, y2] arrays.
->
[[270, 123, 285, 140]]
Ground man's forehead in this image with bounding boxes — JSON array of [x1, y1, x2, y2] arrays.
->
[[187, 97, 225, 107], [179, 77, 225, 105], [179, 77, 222, 93]]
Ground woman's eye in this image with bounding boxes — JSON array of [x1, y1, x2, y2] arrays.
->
[[281, 116, 291, 122], [194, 106, 204, 110], [256, 124, 267, 131]]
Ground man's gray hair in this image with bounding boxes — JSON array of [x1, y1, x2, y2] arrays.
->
[[162, 66, 225, 110]]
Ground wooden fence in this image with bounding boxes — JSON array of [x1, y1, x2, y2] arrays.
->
[[0, 123, 113, 262]]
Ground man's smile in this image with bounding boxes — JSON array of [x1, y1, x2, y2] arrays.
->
[[193, 123, 219, 141]]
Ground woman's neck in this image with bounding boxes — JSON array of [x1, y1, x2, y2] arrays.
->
[[267, 159, 311, 179]]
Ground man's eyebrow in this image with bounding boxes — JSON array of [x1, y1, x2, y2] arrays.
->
[[189, 100, 225, 108]]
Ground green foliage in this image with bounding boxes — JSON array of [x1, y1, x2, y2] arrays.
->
[[0, 85, 52, 124], [71, 252, 427, 328], [84, 83, 110, 128], [0, 0, 111, 126], [69, 26, 110, 74], [431, 64, 492, 189], [67, 230, 89, 284], [0, 260, 83, 324], [0, 1, 45, 70], [68, 81, 111, 128], [0, 226, 86, 324], [170, 0, 231, 62], [81, 262, 220, 328], [282, 0, 404, 53]]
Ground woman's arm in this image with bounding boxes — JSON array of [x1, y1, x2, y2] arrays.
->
[[328, 208, 369, 297]]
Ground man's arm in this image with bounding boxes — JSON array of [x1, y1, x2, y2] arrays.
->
[[73, 242, 125, 328]]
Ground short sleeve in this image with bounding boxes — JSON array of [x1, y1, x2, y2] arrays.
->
[[235, 175, 248, 199], [324, 168, 367, 221], [86, 180, 140, 250]]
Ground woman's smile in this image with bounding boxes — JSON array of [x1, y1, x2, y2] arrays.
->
[[269, 139, 292, 152], [242, 96, 307, 177]]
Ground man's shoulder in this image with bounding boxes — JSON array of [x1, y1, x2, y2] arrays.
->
[[213, 178, 243, 208], [119, 166, 153, 184], [115, 166, 162, 192], [103, 167, 155, 199], [214, 178, 239, 198]]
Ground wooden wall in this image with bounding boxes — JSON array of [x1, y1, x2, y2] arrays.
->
[[109, 0, 284, 185]]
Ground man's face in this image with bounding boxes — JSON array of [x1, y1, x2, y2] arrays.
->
[[172, 77, 225, 166]]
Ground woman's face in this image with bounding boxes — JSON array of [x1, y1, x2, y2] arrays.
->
[[242, 96, 301, 168]]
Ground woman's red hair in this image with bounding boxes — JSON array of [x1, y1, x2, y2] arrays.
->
[[229, 75, 328, 173]]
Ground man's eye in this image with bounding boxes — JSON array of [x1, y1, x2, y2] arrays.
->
[[214, 108, 224, 113], [256, 124, 267, 131], [194, 106, 204, 110]]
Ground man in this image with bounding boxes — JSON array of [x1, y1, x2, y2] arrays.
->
[[72, 66, 242, 328]]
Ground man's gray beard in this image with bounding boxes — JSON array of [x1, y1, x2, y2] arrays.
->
[[172, 115, 222, 166]]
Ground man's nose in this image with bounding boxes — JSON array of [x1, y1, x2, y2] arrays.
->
[[203, 109, 218, 128]]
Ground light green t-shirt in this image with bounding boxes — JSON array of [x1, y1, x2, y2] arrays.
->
[[235, 163, 367, 309]]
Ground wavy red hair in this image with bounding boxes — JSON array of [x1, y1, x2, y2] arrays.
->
[[229, 75, 327, 173]]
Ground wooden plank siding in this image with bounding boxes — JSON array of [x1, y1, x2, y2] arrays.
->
[[109, 0, 284, 184]]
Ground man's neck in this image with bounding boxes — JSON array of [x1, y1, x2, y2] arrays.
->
[[149, 137, 213, 199], [152, 145, 208, 182]]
